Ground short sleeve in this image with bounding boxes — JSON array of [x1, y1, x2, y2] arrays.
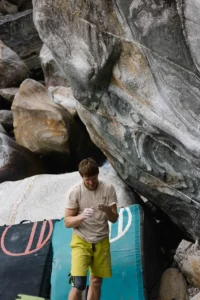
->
[[108, 184, 117, 205], [66, 186, 79, 209]]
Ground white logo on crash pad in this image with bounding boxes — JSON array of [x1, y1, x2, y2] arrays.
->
[[109, 207, 132, 243]]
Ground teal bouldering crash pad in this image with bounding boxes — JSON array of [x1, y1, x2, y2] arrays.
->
[[51, 204, 145, 300]]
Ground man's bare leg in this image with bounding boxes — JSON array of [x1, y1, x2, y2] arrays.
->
[[87, 275, 102, 300], [68, 287, 82, 300]]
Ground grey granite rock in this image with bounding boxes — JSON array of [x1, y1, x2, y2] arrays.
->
[[0, 10, 42, 69], [0, 40, 28, 88], [33, 0, 200, 240]]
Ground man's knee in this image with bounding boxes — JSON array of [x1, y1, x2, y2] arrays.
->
[[90, 276, 102, 289], [71, 276, 87, 291]]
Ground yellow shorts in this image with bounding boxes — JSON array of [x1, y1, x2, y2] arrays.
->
[[70, 234, 112, 278]]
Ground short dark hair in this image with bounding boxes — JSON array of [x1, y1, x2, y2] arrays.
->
[[78, 158, 99, 177]]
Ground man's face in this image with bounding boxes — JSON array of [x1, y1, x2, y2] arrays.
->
[[83, 174, 99, 190]]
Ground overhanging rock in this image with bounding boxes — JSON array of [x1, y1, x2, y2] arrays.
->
[[33, 0, 200, 240]]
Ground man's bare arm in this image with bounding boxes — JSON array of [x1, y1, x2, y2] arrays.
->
[[107, 204, 119, 223], [64, 208, 85, 228]]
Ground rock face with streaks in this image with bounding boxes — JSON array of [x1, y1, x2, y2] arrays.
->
[[33, 0, 200, 240], [40, 44, 69, 87]]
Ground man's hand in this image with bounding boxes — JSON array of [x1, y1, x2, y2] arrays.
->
[[64, 207, 94, 228], [98, 203, 119, 223], [82, 207, 94, 219], [97, 204, 111, 214]]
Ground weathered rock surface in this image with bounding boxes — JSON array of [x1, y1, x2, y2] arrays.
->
[[33, 0, 200, 240], [0, 110, 13, 131], [0, 161, 137, 225], [175, 240, 200, 289], [0, 10, 42, 69], [12, 79, 73, 155], [159, 268, 188, 300], [0, 133, 44, 183], [0, 40, 28, 88], [40, 44, 69, 87]]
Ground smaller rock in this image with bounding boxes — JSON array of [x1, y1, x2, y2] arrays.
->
[[0, 110, 13, 131], [0, 124, 7, 135], [40, 44, 69, 88], [191, 292, 200, 300], [175, 240, 200, 289], [159, 268, 188, 300], [0, 0, 18, 15], [0, 88, 18, 104], [0, 40, 28, 88]]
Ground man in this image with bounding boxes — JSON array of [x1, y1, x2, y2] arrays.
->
[[65, 158, 119, 300]]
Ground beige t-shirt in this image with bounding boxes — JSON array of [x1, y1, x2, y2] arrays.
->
[[66, 180, 117, 243]]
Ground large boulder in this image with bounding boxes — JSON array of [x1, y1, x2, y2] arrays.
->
[[0, 10, 42, 70], [33, 0, 200, 240], [12, 80, 105, 171], [0, 133, 44, 183], [0, 161, 137, 225], [12, 79, 73, 155], [0, 41, 28, 88], [175, 240, 200, 289], [40, 44, 69, 87]]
